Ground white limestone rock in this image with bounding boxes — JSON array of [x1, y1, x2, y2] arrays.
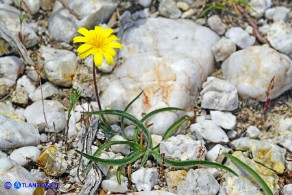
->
[[0, 104, 40, 149], [225, 27, 255, 49], [0, 4, 38, 55], [249, 0, 272, 18], [101, 175, 128, 193], [165, 170, 187, 193], [124, 125, 135, 140], [273, 134, 292, 152], [11, 87, 28, 105], [222, 45, 292, 101], [72, 66, 95, 98], [0, 0, 13, 4], [16, 75, 37, 99], [0, 56, 23, 98], [267, 20, 292, 57], [223, 151, 279, 194], [13, 0, 41, 14], [284, 184, 292, 195], [190, 120, 229, 143], [128, 191, 176, 195], [10, 146, 41, 166], [176, 2, 190, 11], [265, 6, 290, 21], [132, 168, 159, 191], [159, 0, 181, 19], [160, 135, 206, 161], [278, 117, 292, 132], [210, 111, 236, 130], [206, 144, 231, 163], [181, 9, 195, 19], [0, 151, 37, 195], [246, 125, 261, 138], [99, 18, 219, 135], [200, 77, 238, 111], [177, 169, 220, 195], [24, 100, 66, 133], [232, 138, 286, 174], [152, 134, 162, 148], [227, 130, 237, 139], [110, 135, 130, 155], [39, 46, 78, 87], [30, 82, 59, 101], [212, 37, 236, 62], [96, 151, 123, 176], [139, 0, 152, 8], [207, 15, 227, 35], [48, 0, 117, 42]]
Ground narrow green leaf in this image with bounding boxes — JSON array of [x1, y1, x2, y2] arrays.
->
[[141, 151, 149, 167], [162, 115, 190, 141], [121, 91, 144, 137], [224, 153, 273, 195], [125, 91, 144, 113], [76, 150, 144, 166], [116, 166, 123, 185], [99, 123, 116, 136], [84, 141, 143, 174], [141, 107, 184, 123], [87, 110, 152, 149], [151, 151, 238, 176], [93, 141, 143, 157], [133, 127, 138, 144]]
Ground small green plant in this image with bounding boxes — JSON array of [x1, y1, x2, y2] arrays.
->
[[64, 88, 81, 149], [224, 153, 273, 195], [76, 92, 238, 184], [18, 0, 32, 43], [201, 0, 252, 16]]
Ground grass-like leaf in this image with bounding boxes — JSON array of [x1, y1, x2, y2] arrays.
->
[[84, 141, 143, 174], [116, 165, 124, 185], [141, 107, 184, 123], [99, 122, 116, 136], [87, 110, 153, 149], [121, 91, 144, 137], [141, 150, 149, 167], [224, 153, 273, 195], [151, 151, 238, 176], [76, 150, 144, 166], [162, 115, 190, 141]]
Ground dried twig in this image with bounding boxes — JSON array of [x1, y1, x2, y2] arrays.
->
[[236, 4, 268, 44], [0, 20, 34, 65], [261, 76, 275, 121], [56, 0, 81, 20]]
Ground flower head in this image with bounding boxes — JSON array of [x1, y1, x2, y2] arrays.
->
[[73, 26, 123, 66]]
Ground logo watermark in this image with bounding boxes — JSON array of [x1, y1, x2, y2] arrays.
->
[[4, 182, 12, 189], [4, 181, 58, 189]]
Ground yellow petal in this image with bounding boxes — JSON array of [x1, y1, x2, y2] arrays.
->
[[77, 27, 89, 36], [103, 52, 114, 65], [73, 36, 86, 43], [108, 41, 123, 49], [94, 53, 103, 66], [103, 47, 116, 56], [77, 44, 93, 59], [104, 35, 119, 44], [103, 28, 114, 38], [94, 26, 103, 34]]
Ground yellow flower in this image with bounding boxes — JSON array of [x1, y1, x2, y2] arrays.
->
[[73, 26, 123, 66]]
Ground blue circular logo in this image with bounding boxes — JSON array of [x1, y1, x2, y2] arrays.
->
[[4, 182, 12, 189], [14, 181, 21, 189]]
